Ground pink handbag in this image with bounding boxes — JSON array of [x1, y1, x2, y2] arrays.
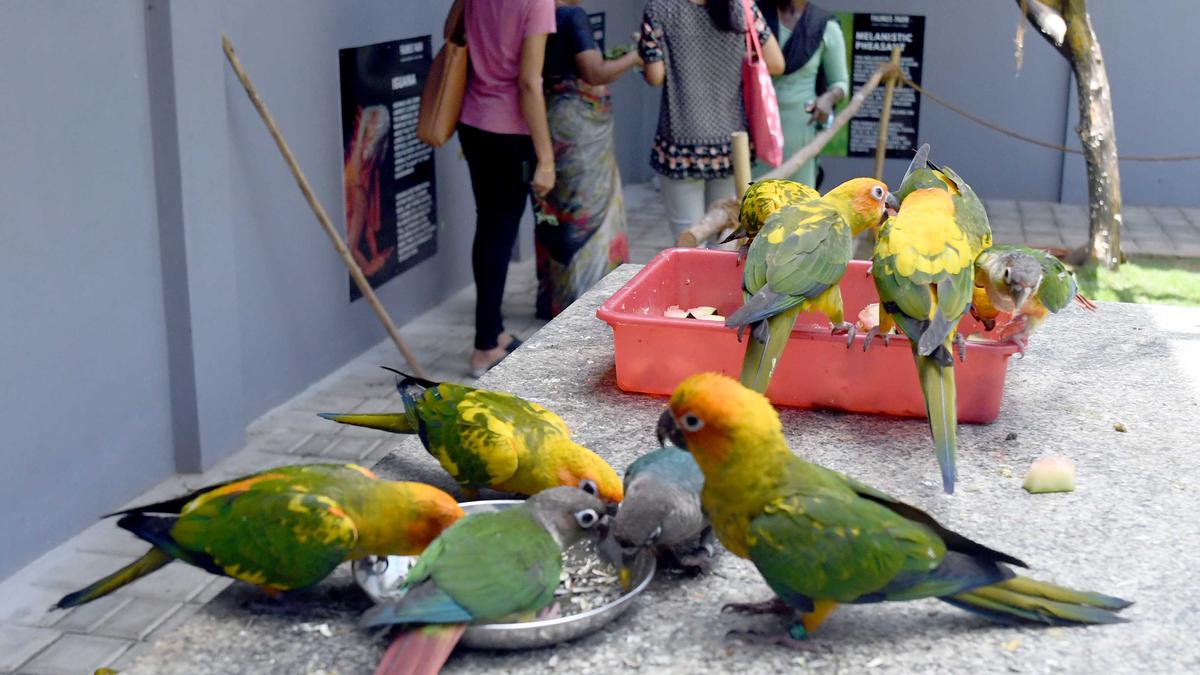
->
[[741, 0, 783, 167]]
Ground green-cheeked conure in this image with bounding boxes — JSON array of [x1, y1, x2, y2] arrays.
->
[[725, 178, 897, 394], [320, 369, 623, 503], [973, 244, 1097, 353], [55, 463, 463, 609], [363, 486, 607, 675], [657, 373, 1131, 646]]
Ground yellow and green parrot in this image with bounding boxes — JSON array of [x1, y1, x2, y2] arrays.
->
[[657, 373, 1131, 646], [725, 178, 897, 393], [720, 178, 818, 257], [320, 369, 623, 503], [363, 486, 607, 675], [973, 244, 1097, 353], [55, 463, 463, 609], [871, 147, 991, 493]]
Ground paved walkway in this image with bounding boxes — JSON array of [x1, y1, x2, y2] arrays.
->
[[0, 183, 1195, 673]]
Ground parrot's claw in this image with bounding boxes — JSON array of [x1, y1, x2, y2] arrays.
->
[[676, 538, 718, 574], [861, 327, 891, 352], [536, 602, 562, 620], [830, 322, 856, 348], [954, 333, 967, 363], [726, 626, 811, 650], [721, 598, 795, 616]]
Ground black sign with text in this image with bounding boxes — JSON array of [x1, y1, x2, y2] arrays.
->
[[846, 13, 924, 158], [338, 36, 437, 301]]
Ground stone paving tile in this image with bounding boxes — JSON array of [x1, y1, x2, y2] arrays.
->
[[27, 552, 134, 595], [1182, 207, 1200, 226], [289, 434, 337, 457], [90, 598, 182, 641], [0, 582, 72, 628], [100, 561, 210, 604], [192, 578, 233, 605], [49, 595, 129, 634], [0, 625, 60, 672], [321, 436, 382, 461], [69, 522, 151, 559], [18, 633, 131, 675]]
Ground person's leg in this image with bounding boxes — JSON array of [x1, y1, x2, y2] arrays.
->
[[659, 176, 706, 244], [459, 124, 531, 359]]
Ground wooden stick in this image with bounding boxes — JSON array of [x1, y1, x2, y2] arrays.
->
[[731, 131, 752, 201], [221, 34, 428, 379], [872, 47, 903, 180], [763, 60, 898, 182]]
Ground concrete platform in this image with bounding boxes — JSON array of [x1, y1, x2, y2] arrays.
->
[[1, 182, 1197, 673]]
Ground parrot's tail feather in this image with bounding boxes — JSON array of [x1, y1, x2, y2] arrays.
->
[[917, 354, 957, 494], [1073, 294, 1098, 312], [379, 367, 441, 389], [738, 307, 801, 394], [943, 576, 1131, 626], [54, 548, 172, 609], [318, 412, 415, 434], [374, 624, 467, 675]]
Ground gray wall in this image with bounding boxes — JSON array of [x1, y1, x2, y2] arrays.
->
[[0, 2, 175, 576]]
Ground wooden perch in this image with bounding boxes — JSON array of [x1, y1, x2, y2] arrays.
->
[[221, 34, 429, 378], [674, 61, 900, 248]]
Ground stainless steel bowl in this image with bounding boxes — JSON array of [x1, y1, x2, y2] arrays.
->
[[353, 499, 656, 650]]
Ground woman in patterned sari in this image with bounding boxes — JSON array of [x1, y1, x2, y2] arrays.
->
[[533, 1, 642, 319]]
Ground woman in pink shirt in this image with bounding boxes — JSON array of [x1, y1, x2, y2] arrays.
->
[[446, 0, 557, 377]]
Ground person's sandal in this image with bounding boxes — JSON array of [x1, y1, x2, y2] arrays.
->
[[469, 337, 523, 379]]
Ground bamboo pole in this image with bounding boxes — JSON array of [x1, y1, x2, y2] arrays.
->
[[221, 34, 428, 378], [675, 61, 900, 247], [731, 131, 752, 201], [872, 47, 903, 180]]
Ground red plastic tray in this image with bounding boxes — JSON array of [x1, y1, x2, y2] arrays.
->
[[596, 248, 1020, 424]]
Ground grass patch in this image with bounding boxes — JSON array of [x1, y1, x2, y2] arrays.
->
[[1075, 255, 1200, 307]]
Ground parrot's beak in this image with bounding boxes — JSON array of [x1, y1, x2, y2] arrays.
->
[[884, 191, 900, 215], [317, 412, 409, 433], [656, 409, 687, 449], [1015, 286, 1034, 313], [618, 565, 633, 591]]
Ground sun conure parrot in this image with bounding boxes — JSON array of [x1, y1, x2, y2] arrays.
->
[[725, 178, 897, 394], [55, 463, 463, 609], [657, 373, 1131, 646], [363, 486, 608, 675], [720, 179, 818, 260], [600, 446, 715, 584], [871, 147, 991, 494], [320, 370, 623, 503], [973, 245, 1098, 353]]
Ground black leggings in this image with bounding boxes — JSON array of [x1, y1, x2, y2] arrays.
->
[[458, 123, 534, 351]]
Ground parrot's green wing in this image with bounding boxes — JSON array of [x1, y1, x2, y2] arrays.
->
[[404, 507, 562, 621], [412, 384, 522, 489], [746, 488, 946, 605], [170, 473, 359, 589], [1033, 250, 1078, 313], [938, 165, 992, 257], [734, 202, 852, 323], [728, 179, 819, 243]]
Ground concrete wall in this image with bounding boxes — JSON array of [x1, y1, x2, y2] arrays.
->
[[0, 2, 175, 577]]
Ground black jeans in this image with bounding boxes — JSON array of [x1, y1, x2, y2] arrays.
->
[[458, 123, 534, 351]]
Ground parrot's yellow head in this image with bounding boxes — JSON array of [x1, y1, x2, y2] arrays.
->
[[825, 177, 897, 236], [548, 440, 625, 504], [657, 373, 784, 474], [390, 482, 465, 554]]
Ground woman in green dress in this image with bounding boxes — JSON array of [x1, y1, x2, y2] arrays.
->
[[757, 1, 848, 187]]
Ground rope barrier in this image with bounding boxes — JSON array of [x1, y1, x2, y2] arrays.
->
[[899, 76, 1200, 162]]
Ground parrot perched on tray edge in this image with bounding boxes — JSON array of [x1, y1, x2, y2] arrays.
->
[[871, 145, 991, 494], [656, 373, 1131, 645], [320, 369, 623, 504], [726, 178, 897, 394], [721, 179, 819, 255], [973, 244, 1098, 352], [55, 464, 463, 609], [364, 486, 608, 675]]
